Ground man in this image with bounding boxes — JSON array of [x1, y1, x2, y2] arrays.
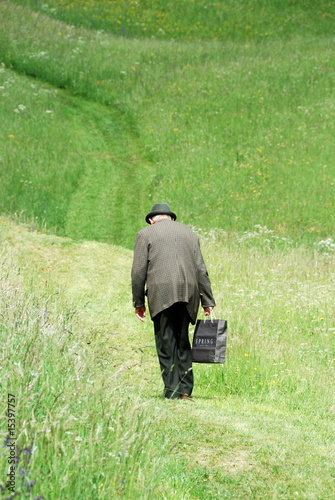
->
[[131, 203, 216, 400]]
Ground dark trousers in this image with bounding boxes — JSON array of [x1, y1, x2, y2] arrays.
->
[[153, 302, 193, 399]]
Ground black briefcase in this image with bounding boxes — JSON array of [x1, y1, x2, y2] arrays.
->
[[191, 318, 227, 363]]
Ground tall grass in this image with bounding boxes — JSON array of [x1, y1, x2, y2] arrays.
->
[[193, 226, 335, 417], [0, 241, 164, 499], [1, 1, 334, 247], [11, 0, 335, 42]]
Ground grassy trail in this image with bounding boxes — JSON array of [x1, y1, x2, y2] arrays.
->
[[1, 217, 334, 499], [0, 61, 153, 248], [62, 99, 153, 247]]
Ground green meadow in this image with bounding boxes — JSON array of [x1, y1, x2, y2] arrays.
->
[[1, 0, 335, 247], [1, 1, 335, 499]]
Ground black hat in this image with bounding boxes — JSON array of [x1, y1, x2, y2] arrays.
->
[[145, 203, 177, 224]]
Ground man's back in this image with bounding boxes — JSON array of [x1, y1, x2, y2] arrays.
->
[[131, 219, 214, 323]]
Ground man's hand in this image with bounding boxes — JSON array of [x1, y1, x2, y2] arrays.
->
[[135, 306, 146, 322], [203, 306, 213, 316]]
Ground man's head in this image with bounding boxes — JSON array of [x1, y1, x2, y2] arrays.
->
[[149, 214, 171, 225], [145, 203, 177, 224]]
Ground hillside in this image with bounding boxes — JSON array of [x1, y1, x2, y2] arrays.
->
[[10, 0, 335, 42], [0, 0, 334, 247]]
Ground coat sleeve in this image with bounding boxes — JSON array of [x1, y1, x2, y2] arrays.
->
[[131, 232, 149, 308], [195, 236, 216, 308]]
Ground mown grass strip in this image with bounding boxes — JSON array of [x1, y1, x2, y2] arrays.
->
[[0, 64, 153, 248]]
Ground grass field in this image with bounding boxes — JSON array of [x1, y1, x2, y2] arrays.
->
[[1, 0, 335, 498], [1, 0, 334, 247], [0, 216, 334, 498], [9, 0, 335, 42]]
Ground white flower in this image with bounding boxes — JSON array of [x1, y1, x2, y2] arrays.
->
[[29, 51, 48, 59], [317, 238, 335, 252]]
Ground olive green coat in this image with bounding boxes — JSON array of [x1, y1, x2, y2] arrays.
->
[[131, 219, 215, 324]]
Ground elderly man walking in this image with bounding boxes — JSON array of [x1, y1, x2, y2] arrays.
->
[[131, 203, 216, 400]]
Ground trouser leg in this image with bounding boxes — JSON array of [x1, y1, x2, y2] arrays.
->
[[176, 303, 194, 396], [154, 307, 180, 398], [153, 302, 193, 399]]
